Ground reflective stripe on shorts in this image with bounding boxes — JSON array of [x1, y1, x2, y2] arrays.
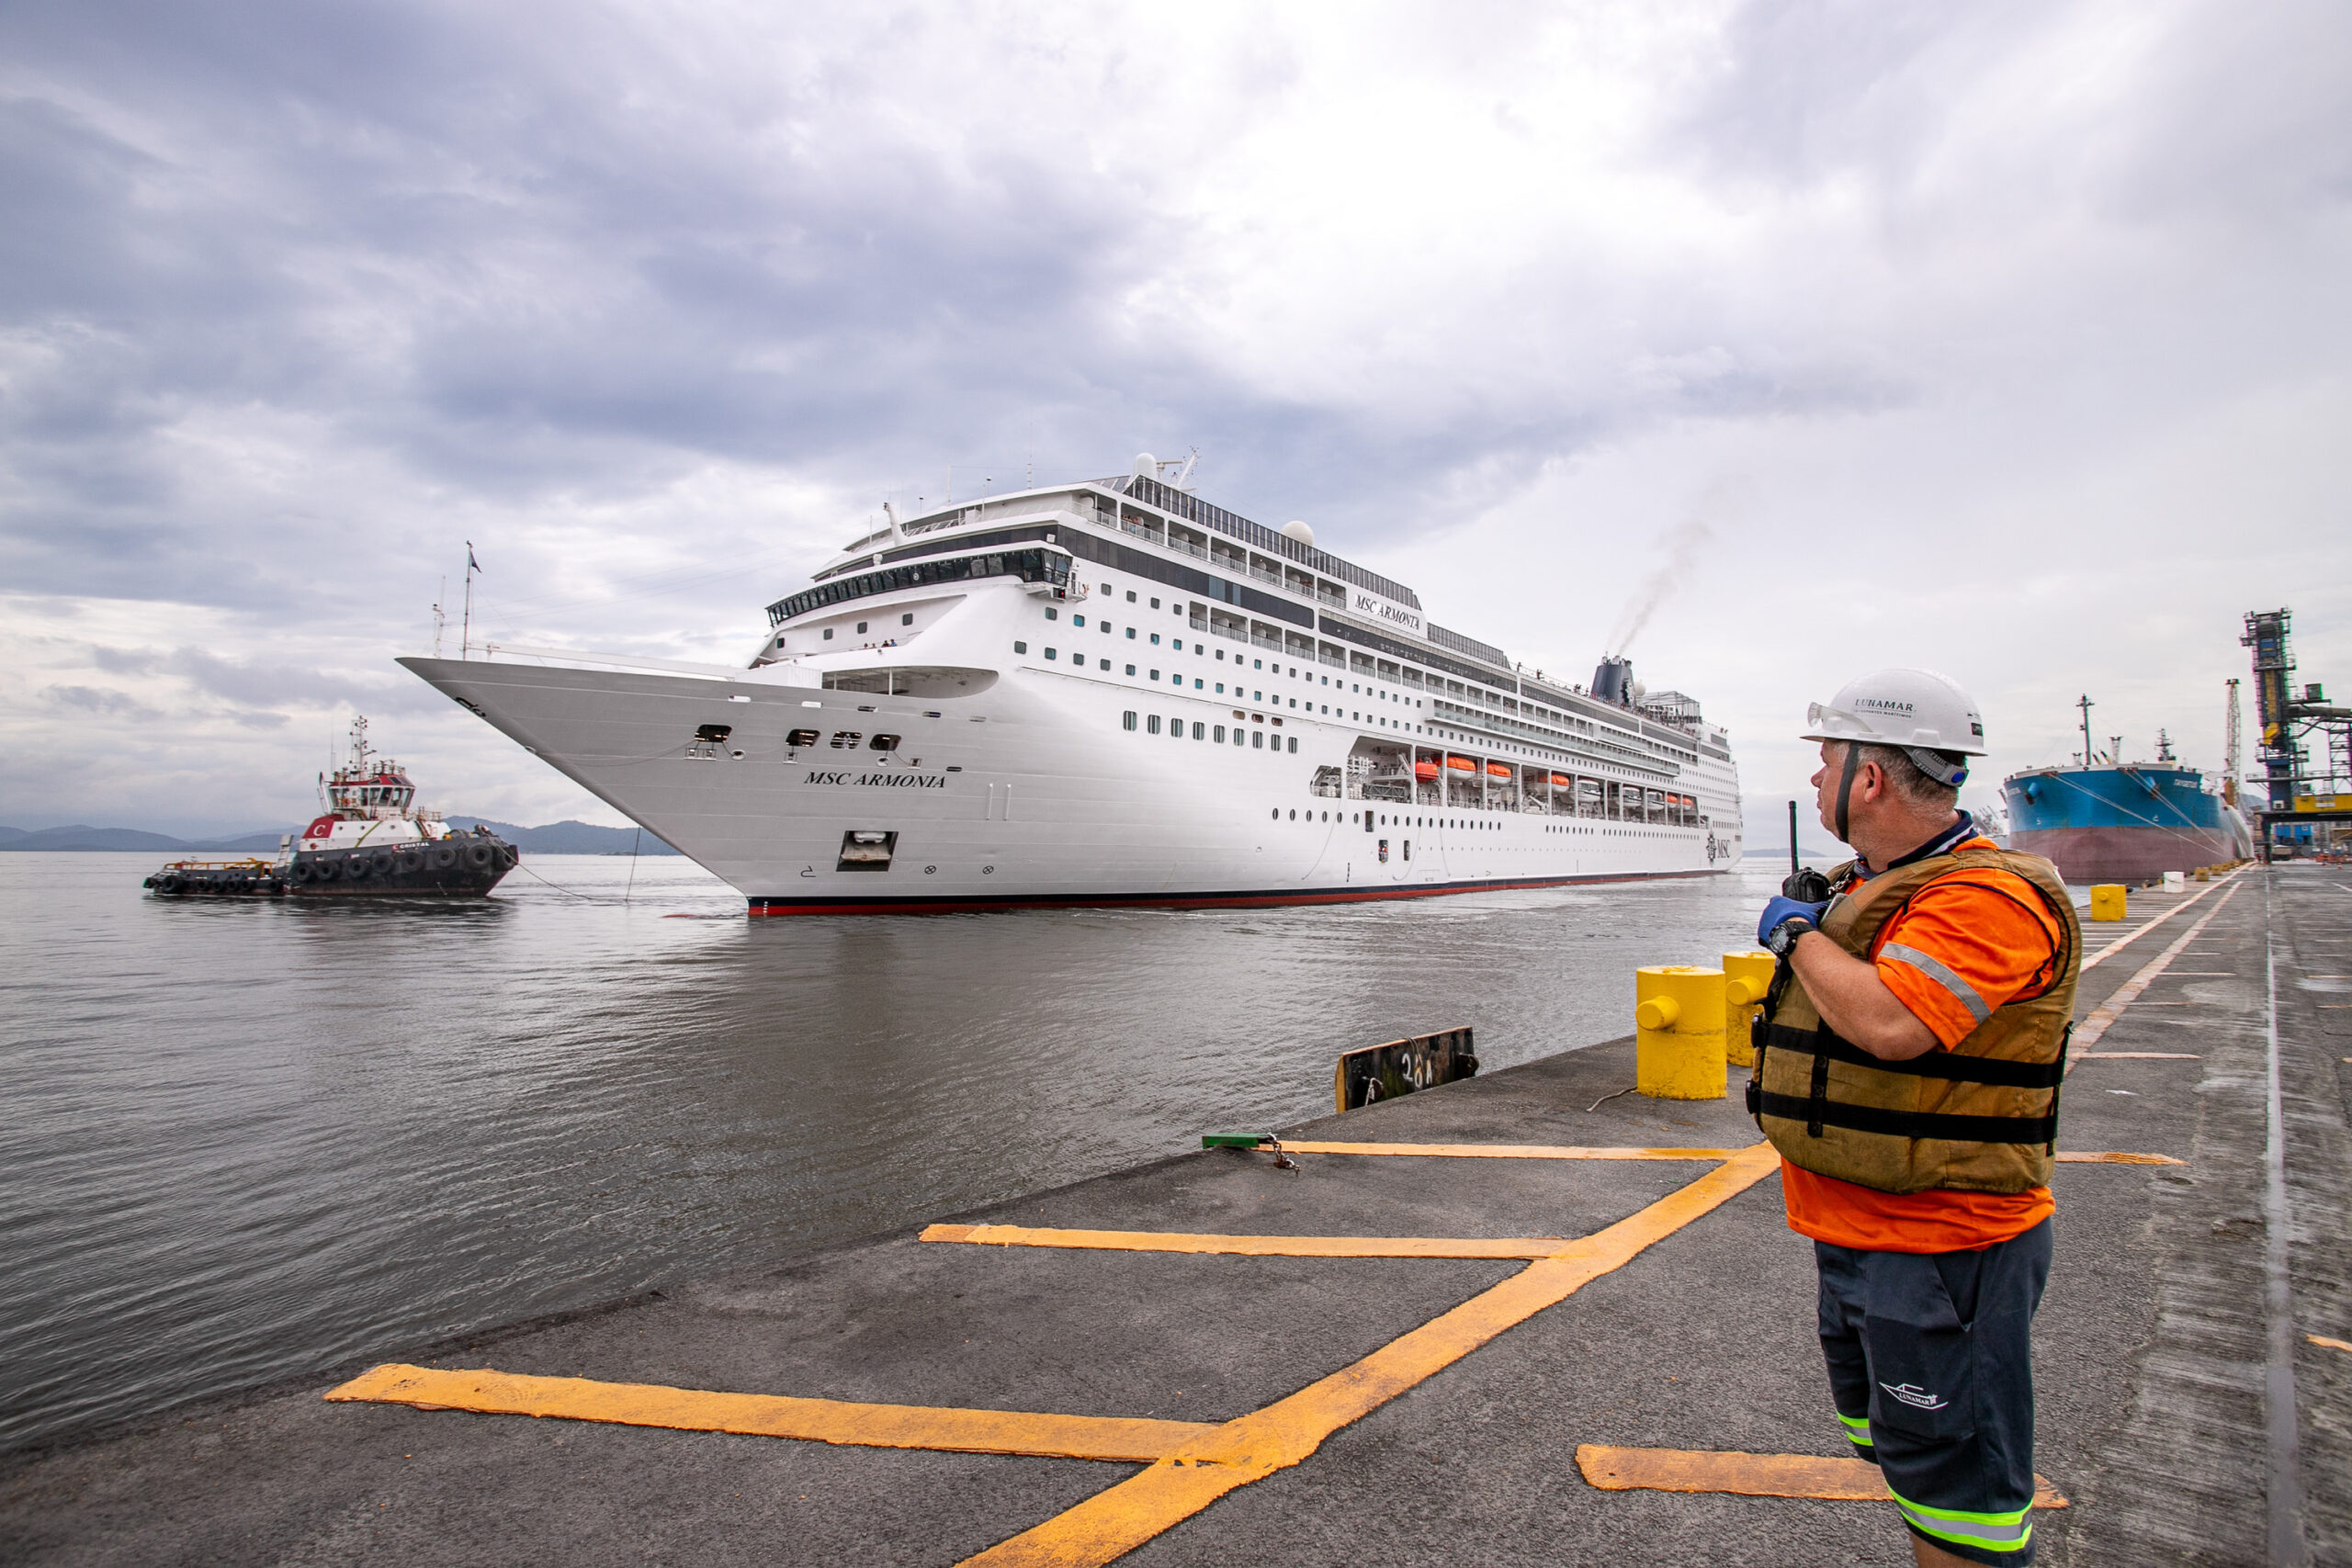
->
[[1888, 1485, 2034, 1555]]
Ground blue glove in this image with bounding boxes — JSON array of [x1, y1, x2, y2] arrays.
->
[[1758, 894, 1829, 946]]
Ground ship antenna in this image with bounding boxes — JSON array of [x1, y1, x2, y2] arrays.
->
[[461, 542, 480, 660]]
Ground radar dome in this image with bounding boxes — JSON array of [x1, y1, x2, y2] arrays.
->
[[1133, 453, 1157, 479], [1280, 520, 1315, 547]]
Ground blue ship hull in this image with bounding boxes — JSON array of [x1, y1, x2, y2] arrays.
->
[[2002, 764, 2250, 883]]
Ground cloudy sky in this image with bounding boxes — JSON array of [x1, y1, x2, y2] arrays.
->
[[4, 0, 2346, 838]]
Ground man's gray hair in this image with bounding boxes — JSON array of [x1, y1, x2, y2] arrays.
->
[[1860, 743, 1964, 807]]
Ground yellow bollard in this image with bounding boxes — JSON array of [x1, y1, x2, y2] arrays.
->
[[1722, 951, 1775, 1067], [1635, 965, 1727, 1100], [2089, 885, 2128, 921]]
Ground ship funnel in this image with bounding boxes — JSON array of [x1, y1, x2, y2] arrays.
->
[[1592, 656, 1632, 705]]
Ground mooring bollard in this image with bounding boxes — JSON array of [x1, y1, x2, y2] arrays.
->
[[2089, 884, 2127, 921], [1634, 965, 1726, 1100], [1721, 951, 1773, 1067]]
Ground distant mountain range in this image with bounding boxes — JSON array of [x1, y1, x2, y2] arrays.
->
[[0, 819, 682, 855]]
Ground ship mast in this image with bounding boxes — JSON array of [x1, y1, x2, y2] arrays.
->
[[2077, 694, 2095, 767]]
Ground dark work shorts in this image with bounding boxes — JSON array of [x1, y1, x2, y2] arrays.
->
[[1815, 1218, 2052, 1564]]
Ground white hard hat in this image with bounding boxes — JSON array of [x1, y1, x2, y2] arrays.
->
[[1803, 668, 1985, 787]]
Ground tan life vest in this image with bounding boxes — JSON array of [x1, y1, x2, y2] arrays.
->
[[1747, 845, 2081, 1195]]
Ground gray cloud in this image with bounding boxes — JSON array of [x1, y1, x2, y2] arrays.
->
[[2, 0, 2346, 830]]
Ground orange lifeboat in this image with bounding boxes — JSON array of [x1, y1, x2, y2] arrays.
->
[[1444, 755, 1476, 773], [1485, 761, 1513, 779], [1549, 773, 1573, 789], [1414, 759, 1440, 783]]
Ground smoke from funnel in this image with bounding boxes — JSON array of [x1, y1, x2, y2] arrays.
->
[[1604, 480, 1744, 655]]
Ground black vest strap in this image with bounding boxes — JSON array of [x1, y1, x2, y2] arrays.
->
[[1752, 1090, 2059, 1147], [1758, 1023, 2064, 1089]]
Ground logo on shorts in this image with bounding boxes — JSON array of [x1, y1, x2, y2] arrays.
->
[[1879, 1382, 1949, 1411]]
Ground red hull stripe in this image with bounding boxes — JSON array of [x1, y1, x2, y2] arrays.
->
[[745, 869, 1720, 917]]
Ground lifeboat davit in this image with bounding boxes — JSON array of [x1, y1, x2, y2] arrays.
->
[[1414, 759, 1440, 783], [1444, 755, 1476, 773], [1485, 761, 1513, 779]]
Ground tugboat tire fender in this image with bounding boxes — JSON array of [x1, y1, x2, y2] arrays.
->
[[465, 842, 495, 869], [288, 860, 313, 884], [429, 846, 458, 871], [157, 874, 182, 894]]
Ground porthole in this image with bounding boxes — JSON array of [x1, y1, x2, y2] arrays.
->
[[1013, 640, 1028, 654]]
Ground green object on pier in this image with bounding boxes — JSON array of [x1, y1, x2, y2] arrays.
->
[[1201, 1135, 1269, 1149]]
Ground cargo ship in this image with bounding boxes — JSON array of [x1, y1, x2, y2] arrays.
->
[[2002, 718, 2250, 885], [399, 456, 1743, 913]]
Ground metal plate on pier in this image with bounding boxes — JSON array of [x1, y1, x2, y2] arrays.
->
[[1335, 1026, 1477, 1113]]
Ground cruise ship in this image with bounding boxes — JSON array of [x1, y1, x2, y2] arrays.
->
[[399, 458, 1744, 912]]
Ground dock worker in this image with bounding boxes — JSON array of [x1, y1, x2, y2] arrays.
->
[[1748, 669, 2079, 1568]]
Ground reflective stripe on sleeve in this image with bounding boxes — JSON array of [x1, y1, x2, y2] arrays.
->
[[1886, 1484, 2034, 1554], [1878, 942, 1993, 1025]]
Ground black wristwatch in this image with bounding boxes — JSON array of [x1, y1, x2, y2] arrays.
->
[[1762, 916, 1815, 958]]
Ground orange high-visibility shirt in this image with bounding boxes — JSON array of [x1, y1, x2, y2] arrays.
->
[[1781, 835, 2067, 1253]]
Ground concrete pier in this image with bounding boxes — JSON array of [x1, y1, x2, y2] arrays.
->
[[6, 866, 2347, 1565]]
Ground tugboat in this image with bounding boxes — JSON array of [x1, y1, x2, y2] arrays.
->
[[144, 717, 519, 898]]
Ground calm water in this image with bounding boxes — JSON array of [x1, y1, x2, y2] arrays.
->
[[0, 851, 1783, 1450]]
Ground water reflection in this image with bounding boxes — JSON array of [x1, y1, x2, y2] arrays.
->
[[0, 852, 1779, 1449]]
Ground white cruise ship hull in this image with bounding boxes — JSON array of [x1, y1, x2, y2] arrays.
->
[[401, 473, 1742, 912]]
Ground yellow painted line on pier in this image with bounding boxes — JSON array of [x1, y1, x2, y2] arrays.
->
[[2081, 871, 2241, 973], [2077, 1052, 2200, 1059], [1574, 1445, 2068, 1509], [922, 1223, 1573, 1259], [2309, 1335, 2352, 1355], [2069, 886, 2243, 1074], [2053, 1151, 2186, 1164], [1266, 1141, 1739, 1161], [324, 1364, 1216, 1462], [954, 1143, 1781, 1568]]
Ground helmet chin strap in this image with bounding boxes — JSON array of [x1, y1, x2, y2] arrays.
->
[[1834, 741, 1863, 844]]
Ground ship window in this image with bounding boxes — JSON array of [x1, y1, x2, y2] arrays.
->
[[1102, 622, 1112, 635], [1125, 664, 1136, 676], [1013, 641, 1027, 654], [1172, 639, 1182, 650], [1193, 722, 1204, 739], [1100, 582, 1110, 594], [1150, 598, 1160, 609], [1252, 731, 1263, 749], [1099, 659, 1111, 671], [830, 731, 862, 748], [823, 627, 834, 639], [900, 613, 913, 626], [869, 733, 900, 750], [1126, 590, 1136, 602], [1046, 608, 1057, 620], [786, 728, 820, 747], [1287, 737, 1298, 753], [1235, 728, 1247, 747], [1147, 715, 1161, 734], [1125, 627, 1136, 638], [1289, 809, 1295, 819], [1214, 725, 1227, 742], [1150, 669, 1159, 680], [1150, 634, 1160, 645], [1046, 648, 1057, 660], [1123, 711, 1137, 731], [1271, 808, 1278, 819], [856, 622, 868, 634], [1073, 615, 1085, 626], [1216, 683, 1225, 694]]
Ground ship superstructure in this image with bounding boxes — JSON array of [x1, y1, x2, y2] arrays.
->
[[399, 459, 1743, 911]]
